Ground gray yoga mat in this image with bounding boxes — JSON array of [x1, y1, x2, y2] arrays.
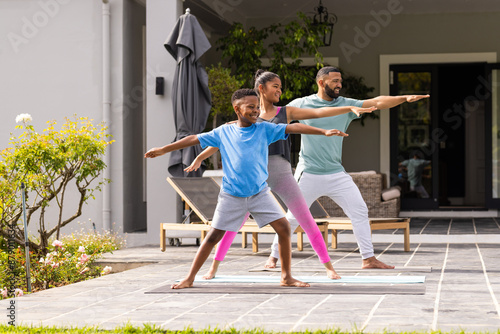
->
[[185, 275, 425, 284], [249, 266, 433, 273], [146, 283, 426, 295]]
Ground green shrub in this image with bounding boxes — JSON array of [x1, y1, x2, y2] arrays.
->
[[0, 227, 124, 297], [0, 114, 113, 255]]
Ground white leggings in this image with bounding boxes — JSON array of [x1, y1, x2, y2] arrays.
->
[[270, 171, 375, 259]]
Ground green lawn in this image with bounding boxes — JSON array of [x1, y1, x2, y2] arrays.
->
[[0, 324, 496, 334]]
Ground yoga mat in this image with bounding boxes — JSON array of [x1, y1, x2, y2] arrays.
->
[[146, 283, 426, 295], [185, 275, 425, 284], [249, 266, 432, 273]]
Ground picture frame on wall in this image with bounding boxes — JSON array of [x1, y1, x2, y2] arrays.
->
[[398, 125, 406, 150], [407, 125, 429, 146], [399, 99, 430, 122]]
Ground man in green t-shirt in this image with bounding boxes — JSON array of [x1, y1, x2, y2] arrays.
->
[[267, 66, 429, 269]]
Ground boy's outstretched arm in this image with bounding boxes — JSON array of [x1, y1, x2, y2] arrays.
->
[[285, 123, 348, 137], [144, 135, 200, 158], [184, 146, 219, 172]]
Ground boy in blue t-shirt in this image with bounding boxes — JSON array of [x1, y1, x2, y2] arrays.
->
[[400, 151, 431, 198], [145, 88, 347, 289]]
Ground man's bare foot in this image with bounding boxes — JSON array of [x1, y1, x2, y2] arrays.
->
[[202, 260, 220, 280], [264, 256, 278, 269], [171, 278, 194, 289], [324, 262, 341, 279], [362, 256, 395, 269], [281, 277, 310, 287]]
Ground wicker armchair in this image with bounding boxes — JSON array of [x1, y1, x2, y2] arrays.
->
[[318, 172, 400, 218]]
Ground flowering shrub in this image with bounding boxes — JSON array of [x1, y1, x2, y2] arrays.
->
[[15, 113, 33, 124], [0, 228, 124, 297], [33, 239, 103, 291], [62, 226, 125, 256], [0, 115, 113, 254]]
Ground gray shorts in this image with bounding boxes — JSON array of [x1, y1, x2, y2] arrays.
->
[[211, 186, 285, 232]]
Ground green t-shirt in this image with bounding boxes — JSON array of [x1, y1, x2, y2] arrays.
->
[[288, 94, 363, 175]]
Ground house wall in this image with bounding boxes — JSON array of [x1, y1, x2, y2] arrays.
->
[[2, 2, 499, 247], [136, 0, 184, 247], [329, 11, 500, 173], [0, 0, 113, 237], [242, 10, 500, 173], [0, 0, 183, 247]]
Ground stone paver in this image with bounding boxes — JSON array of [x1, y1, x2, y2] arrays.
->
[[1, 219, 500, 332]]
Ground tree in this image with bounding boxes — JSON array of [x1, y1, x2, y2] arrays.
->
[[216, 15, 379, 126], [341, 71, 378, 125], [216, 12, 328, 100], [0, 115, 113, 255], [206, 63, 242, 169]]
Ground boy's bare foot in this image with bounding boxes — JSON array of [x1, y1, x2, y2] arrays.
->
[[324, 262, 341, 279], [264, 256, 278, 269], [362, 256, 395, 269], [171, 278, 194, 289], [281, 277, 310, 287]]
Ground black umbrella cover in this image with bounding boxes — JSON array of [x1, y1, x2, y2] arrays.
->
[[164, 11, 212, 177]]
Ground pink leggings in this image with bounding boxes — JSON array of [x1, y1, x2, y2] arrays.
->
[[213, 155, 331, 264]]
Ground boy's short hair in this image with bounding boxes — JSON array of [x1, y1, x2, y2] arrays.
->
[[412, 150, 423, 159], [231, 88, 258, 104], [316, 66, 341, 82]]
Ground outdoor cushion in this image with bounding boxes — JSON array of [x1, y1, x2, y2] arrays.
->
[[382, 186, 401, 201]]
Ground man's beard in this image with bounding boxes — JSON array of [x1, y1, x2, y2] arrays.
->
[[325, 85, 339, 99]]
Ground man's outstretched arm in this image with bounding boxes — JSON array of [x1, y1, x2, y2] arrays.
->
[[362, 94, 430, 110], [144, 135, 200, 158], [285, 123, 348, 137]]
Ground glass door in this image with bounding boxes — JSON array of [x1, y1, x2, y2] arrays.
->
[[486, 64, 500, 208], [392, 62, 495, 210], [390, 65, 439, 210]]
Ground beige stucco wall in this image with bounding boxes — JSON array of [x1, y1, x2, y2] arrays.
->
[[325, 10, 500, 172], [0, 0, 113, 237], [0, 0, 183, 247], [237, 9, 500, 173]]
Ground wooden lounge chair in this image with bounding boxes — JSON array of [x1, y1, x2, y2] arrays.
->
[[326, 217, 411, 251], [306, 200, 411, 252], [160, 177, 329, 252]]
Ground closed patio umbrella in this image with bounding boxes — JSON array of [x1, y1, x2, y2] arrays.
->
[[165, 8, 211, 177]]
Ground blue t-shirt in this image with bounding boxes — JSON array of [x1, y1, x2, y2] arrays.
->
[[197, 122, 288, 197], [288, 94, 363, 175]]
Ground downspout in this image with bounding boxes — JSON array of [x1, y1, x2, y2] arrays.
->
[[102, 0, 111, 230]]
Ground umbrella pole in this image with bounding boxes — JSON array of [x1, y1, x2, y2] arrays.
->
[[21, 183, 32, 293]]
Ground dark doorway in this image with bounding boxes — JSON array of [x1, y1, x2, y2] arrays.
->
[[437, 63, 486, 208], [390, 62, 487, 210]]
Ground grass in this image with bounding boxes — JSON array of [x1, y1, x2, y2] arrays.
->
[[0, 325, 498, 334]]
